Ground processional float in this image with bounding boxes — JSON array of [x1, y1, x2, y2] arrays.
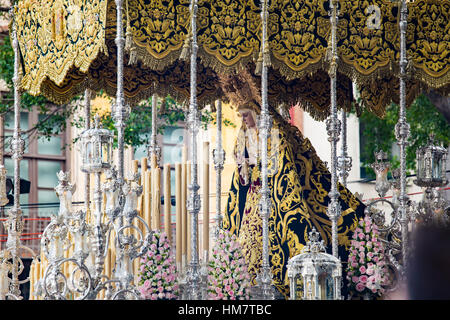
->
[[1, 0, 449, 299]]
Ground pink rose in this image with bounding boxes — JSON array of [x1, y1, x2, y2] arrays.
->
[[355, 282, 365, 292], [352, 276, 359, 283], [359, 266, 366, 274], [359, 275, 368, 283]]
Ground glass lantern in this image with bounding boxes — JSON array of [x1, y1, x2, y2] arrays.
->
[[287, 228, 342, 300], [414, 134, 448, 188], [80, 114, 114, 173]]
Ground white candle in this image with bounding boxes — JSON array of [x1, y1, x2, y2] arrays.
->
[[0, 262, 10, 298]]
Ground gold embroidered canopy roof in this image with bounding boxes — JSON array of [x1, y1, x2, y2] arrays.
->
[[15, 0, 450, 120]]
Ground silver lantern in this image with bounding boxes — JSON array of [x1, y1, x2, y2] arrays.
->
[[414, 134, 448, 188], [80, 114, 114, 173], [287, 228, 342, 300], [414, 134, 449, 225]]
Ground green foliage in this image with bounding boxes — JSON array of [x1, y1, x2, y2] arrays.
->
[[0, 33, 236, 150], [0, 35, 49, 112], [97, 94, 236, 149], [357, 94, 450, 179]]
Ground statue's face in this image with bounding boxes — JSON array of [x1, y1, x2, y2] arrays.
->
[[240, 109, 256, 128]]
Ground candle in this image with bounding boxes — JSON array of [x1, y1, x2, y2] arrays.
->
[[181, 147, 187, 268], [203, 142, 210, 262], [164, 163, 172, 241], [186, 160, 192, 263], [0, 261, 9, 299], [151, 155, 161, 230], [144, 169, 152, 231], [175, 163, 182, 269]]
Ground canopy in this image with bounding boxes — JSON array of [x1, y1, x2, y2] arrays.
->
[[15, 0, 449, 120]]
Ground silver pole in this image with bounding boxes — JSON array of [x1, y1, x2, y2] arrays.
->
[[7, 11, 26, 299], [84, 89, 91, 213], [185, 0, 203, 300], [257, 0, 274, 300], [213, 100, 225, 239], [148, 94, 161, 164], [337, 109, 351, 187], [396, 0, 410, 273], [113, 0, 130, 288], [114, 0, 128, 183], [326, 0, 342, 258]]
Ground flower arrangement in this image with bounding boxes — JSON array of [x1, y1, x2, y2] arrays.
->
[[207, 229, 251, 300], [137, 230, 179, 300], [346, 215, 389, 299]]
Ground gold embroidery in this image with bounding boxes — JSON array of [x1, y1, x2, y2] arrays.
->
[[224, 109, 365, 299], [16, 0, 449, 119]]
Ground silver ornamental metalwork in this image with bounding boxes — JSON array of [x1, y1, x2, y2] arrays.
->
[[251, 0, 276, 301], [287, 228, 342, 300], [414, 134, 448, 189], [396, 0, 411, 274], [36, 2, 155, 296], [326, 0, 342, 259], [370, 151, 391, 198], [36, 158, 151, 299], [148, 94, 161, 165], [212, 100, 226, 239], [365, 155, 403, 293], [182, 0, 207, 300], [337, 110, 352, 187], [0, 9, 38, 300], [414, 135, 449, 226], [80, 115, 113, 173]]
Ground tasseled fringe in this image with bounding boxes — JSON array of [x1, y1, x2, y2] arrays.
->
[[125, 1, 137, 65], [255, 40, 271, 76], [180, 34, 191, 61], [128, 47, 138, 65], [160, 97, 167, 114], [263, 41, 271, 68], [255, 50, 263, 76]]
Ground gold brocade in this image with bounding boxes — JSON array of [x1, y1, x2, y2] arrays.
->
[[15, 0, 450, 119], [223, 109, 365, 299], [16, 0, 108, 96], [358, 75, 424, 118], [407, 0, 450, 89], [196, 0, 260, 74], [125, 0, 190, 71]]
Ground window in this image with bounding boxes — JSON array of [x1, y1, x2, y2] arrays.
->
[[1, 107, 68, 254], [3, 109, 68, 215]]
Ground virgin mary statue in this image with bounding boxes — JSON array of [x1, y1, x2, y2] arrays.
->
[[219, 71, 366, 299]]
